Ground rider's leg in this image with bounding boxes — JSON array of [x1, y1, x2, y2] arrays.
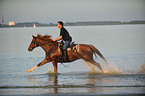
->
[[63, 41, 71, 61], [63, 41, 71, 50], [64, 50, 69, 61], [60, 48, 64, 63]]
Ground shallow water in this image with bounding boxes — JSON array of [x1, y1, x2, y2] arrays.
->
[[0, 25, 145, 95]]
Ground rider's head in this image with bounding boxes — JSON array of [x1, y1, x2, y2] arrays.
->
[[58, 21, 63, 29]]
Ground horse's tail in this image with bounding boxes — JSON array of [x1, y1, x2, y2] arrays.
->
[[89, 44, 109, 66]]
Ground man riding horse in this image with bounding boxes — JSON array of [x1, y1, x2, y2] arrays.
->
[[53, 21, 72, 62], [27, 21, 108, 73]]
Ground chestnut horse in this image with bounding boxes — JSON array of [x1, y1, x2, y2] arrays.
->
[[27, 34, 108, 73]]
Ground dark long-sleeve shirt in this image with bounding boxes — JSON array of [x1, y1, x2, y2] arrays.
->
[[60, 27, 72, 41]]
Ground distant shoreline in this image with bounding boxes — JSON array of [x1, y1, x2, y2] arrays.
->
[[0, 20, 145, 28]]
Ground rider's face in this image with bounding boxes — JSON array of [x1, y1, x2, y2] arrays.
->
[[57, 23, 62, 29]]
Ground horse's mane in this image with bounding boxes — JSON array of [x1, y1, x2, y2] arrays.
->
[[37, 34, 54, 42]]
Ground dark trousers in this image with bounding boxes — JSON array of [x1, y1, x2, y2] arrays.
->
[[61, 41, 71, 62], [63, 41, 71, 50]]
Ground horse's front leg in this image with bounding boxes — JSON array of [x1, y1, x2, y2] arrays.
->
[[27, 58, 50, 72], [52, 57, 58, 73]]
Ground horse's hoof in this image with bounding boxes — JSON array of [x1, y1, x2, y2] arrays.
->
[[27, 70, 31, 72]]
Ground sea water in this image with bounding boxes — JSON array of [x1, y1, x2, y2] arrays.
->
[[0, 25, 145, 95]]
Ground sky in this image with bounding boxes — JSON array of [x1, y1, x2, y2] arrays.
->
[[0, 0, 145, 24]]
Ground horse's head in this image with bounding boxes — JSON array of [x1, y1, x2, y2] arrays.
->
[[28, 34, 56, 51], [28, 35, 39, 51]]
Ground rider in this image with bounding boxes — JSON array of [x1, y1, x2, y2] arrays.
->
[[53, 21, 72, 62]]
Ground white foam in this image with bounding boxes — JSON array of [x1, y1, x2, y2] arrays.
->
[[47, 67, 55, 74], [103, 62, 122, 74], [140, 64, 145, 73], [85, 61, 101, 74], [86, 61, 122, 74]]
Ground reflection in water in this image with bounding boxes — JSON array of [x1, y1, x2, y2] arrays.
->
[[27, 72, 145, 94], [27, 76, 37, 84], [27, 73, 58, 94], [87, 74, 120, 93], [87, 74, 96, 93], [47, 73, 58, 94]]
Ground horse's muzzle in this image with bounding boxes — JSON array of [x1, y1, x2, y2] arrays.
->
[[28, 48, 33, 51]]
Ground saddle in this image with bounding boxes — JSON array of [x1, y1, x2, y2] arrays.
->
[[58, 41, 80, 53]]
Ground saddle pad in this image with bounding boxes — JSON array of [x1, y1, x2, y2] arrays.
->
[[58, 44, 80, 52]]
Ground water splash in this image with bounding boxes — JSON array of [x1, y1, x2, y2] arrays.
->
[[139, 64, 145, 74], [47, 67, 55, 74], [103, 63, 122, 74], [86, 61, 122, 74], [85, 61, 101, 74]]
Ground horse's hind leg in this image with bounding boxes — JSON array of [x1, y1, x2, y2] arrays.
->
[[86, 59, 104, 73]]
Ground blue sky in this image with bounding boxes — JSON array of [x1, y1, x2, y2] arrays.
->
[[0, 0, 145, 24]]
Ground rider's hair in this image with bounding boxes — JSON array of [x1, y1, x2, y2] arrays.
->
[[58, 21, 63, 27]]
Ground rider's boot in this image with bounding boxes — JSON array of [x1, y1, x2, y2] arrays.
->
[[63, 50, 69, 62], [60, 49, 64, 63]]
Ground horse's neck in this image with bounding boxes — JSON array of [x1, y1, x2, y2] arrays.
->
[[38, 39, 58, 56], [40, 43, 58, 55]]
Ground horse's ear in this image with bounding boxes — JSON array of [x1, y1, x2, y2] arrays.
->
[[32, 35, 36, 38]]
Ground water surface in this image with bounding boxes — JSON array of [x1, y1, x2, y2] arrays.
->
[[0, 25, 145, 95]]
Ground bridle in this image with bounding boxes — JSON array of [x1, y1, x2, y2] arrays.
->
[[33, 37, 37, 45]]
